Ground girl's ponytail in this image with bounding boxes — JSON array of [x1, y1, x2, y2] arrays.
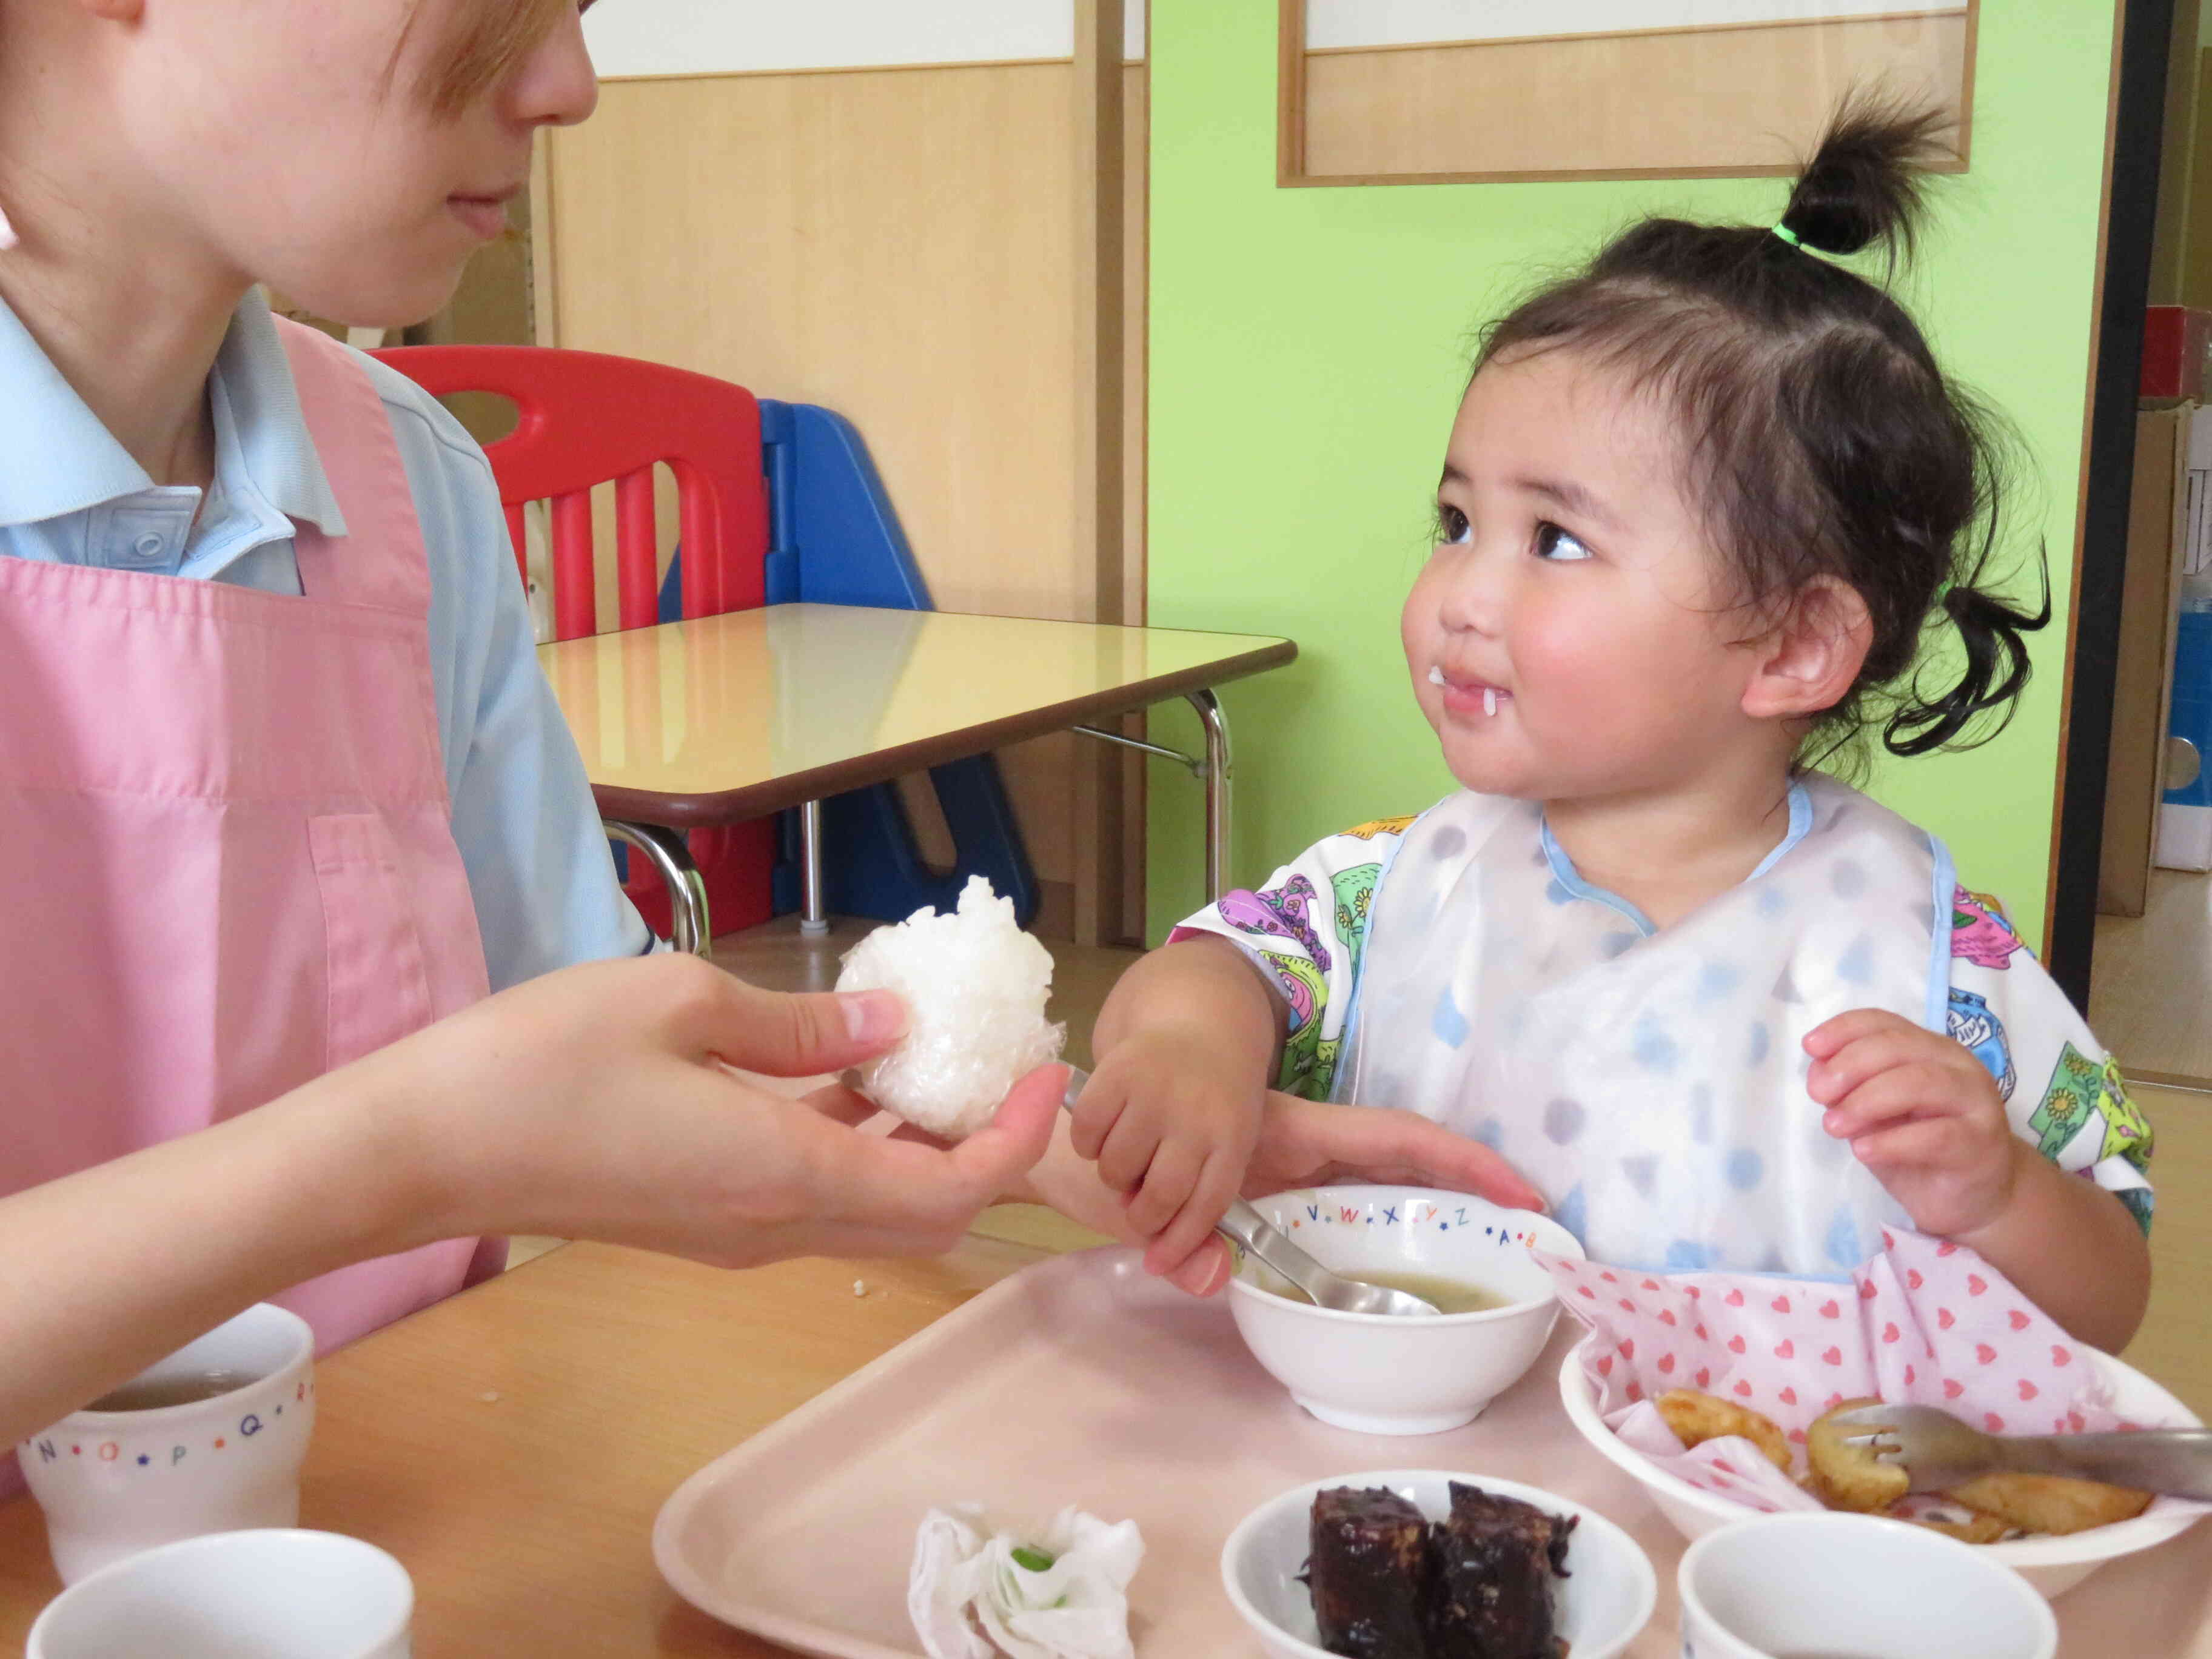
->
[[1774, 91, 1952, 267], [1885, 569, 2052, 757]]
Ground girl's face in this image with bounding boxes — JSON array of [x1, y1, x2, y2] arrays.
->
[[1403, 347, 1768, 805], [113, 0, 598, 324]]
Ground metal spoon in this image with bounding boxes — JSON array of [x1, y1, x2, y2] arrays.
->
[[1059, 1066, 1441, 1318]]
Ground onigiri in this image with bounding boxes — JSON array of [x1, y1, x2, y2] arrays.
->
[[836, 875, 1065, 1139]]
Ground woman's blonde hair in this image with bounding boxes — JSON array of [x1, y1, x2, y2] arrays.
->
[[405, 0, 576, 116]]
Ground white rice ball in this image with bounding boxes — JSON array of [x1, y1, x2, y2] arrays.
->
[[836, 875, 1065, 1139]]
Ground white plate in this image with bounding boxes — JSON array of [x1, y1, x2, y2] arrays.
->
[[1558, 1333, 2207, 1600]]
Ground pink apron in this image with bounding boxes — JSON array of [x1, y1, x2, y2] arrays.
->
[[0, 320, 499, 1434]]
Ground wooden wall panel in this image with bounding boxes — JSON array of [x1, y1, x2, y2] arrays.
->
[[541, 62, 1148, 917], [1295, 11, 1972, 183]]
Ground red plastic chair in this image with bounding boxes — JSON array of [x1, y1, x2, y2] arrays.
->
[[370, 343, 777, 951]]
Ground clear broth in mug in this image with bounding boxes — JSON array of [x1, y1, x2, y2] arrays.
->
[[88, 1370, 263, 1412]]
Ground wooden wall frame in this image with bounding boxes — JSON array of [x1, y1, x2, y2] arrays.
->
[[1276, 0, 1979, 187], [525, 26, 1151, 947]]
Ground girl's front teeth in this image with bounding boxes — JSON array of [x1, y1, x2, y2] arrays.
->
[[1429, 664, 1506, 717]]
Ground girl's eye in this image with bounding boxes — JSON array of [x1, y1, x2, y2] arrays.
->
[[1534, 522, 1592, 562], [1436, 504, 1472, 546]]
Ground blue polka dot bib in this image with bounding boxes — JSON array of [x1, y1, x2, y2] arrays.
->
[[1338, 776, 1954, 1278]]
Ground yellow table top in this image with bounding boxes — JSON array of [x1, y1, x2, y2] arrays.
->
[[8, 1238, 2210, 1654], [0, 1239, 1050, 1658], [536, 604, 1295, 826]]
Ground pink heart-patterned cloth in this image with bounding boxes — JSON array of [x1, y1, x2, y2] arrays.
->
[[1540, 1227, 2209, 1520]]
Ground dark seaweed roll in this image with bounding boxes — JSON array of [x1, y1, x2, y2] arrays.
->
[[1427, 1481, 1574, 1659], [1307, 1486, 1429, 1658]]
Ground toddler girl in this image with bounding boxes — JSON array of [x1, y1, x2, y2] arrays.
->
[[1072, 97, 2151, 1352]]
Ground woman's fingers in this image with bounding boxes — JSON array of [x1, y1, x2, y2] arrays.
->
[[942, 1065, 1064, 1194], [1253, 1098, 1546, 1213], [800, 1082, 890, 1130], [683, 961, 910, 1079]]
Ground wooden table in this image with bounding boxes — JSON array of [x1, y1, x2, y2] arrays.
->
[[7, 1239, 2212, 1655], [537, 604, 1296, 947], [0, 1239, 1048, 1656]]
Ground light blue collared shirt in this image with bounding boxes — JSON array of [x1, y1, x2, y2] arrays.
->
[[0, 287, 653, 987]]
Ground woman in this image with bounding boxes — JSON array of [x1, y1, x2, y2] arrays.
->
[[0, 0, 1536, 1455]]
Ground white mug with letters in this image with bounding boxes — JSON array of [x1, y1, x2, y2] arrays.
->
[[17, 1302, 316, 1583]]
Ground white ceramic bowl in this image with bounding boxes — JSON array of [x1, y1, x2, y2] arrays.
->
[[1220, 1469, 1656, 1659], [1226, 1186, 1581, 1435], [26, 1529, 412, 1659], [1679, 1512, 2056, 1659], [1558, 1333, 2206, 1600]]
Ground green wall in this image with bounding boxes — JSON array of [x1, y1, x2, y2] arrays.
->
[[1145, 1, 2119, 950]]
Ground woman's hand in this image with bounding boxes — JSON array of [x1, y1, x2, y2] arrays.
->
[[1237, 1091, 1547, 1212], [379, 953, 1064, 1266], [0, 954, 1062, 1449]]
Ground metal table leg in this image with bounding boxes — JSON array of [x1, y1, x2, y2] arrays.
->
[[605, 820, 711, 956], [1071, 686, 1235, 905], [1186, 689, 1232, 902], [799, 799, 829, 936]]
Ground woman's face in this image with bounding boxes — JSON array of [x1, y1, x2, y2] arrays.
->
[[113, 0, 598, 325]]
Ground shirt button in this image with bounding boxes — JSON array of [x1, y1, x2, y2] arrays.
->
[[134, 533, 166, 558]]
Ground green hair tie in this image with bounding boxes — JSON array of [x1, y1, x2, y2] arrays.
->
[[1772, 222, 1846, 264]]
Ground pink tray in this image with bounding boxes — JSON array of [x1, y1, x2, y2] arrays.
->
[[651, 1247, 2212, 1658]]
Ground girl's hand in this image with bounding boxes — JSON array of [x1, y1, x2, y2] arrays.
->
[[1065, 1028, 1268, 1279], [1026, 1084, 1546, 1296], [1803, 1007, 2023, 1238]]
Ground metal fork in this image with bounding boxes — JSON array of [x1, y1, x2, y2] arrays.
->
[[1058, 1066, 1439, 1318], [1833, 1403, 2212, 1497]]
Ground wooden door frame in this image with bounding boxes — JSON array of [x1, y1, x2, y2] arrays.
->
[[2048, 0, 2178, 1008]]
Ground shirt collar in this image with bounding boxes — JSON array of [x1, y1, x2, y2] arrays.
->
[[0, 286, 345, 537]]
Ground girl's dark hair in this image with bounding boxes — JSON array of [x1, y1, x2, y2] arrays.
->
[[1470, 90, 2049, 766]]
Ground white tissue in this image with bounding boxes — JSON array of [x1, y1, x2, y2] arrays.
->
[[836, 875, 1064, 1139], [909, 1505, 1144, 1659]]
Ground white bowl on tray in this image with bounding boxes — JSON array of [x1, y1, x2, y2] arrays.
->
[[1225, 1186, 1582, 1435], [1219, 1469, 1656, 1659], [1557, 1332, 2207, 1600]]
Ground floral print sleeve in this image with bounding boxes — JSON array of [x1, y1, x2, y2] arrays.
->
[[1166, 816, 1412, 1101], [1946, 887, 2154, 1235]]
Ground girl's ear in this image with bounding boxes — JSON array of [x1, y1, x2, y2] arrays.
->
[[1741, 576, 1872, 722]]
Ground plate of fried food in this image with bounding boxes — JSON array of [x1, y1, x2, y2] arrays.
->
[[1541, 1225, 2212, 1600], [1560, 1352, 2201, 1597]]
